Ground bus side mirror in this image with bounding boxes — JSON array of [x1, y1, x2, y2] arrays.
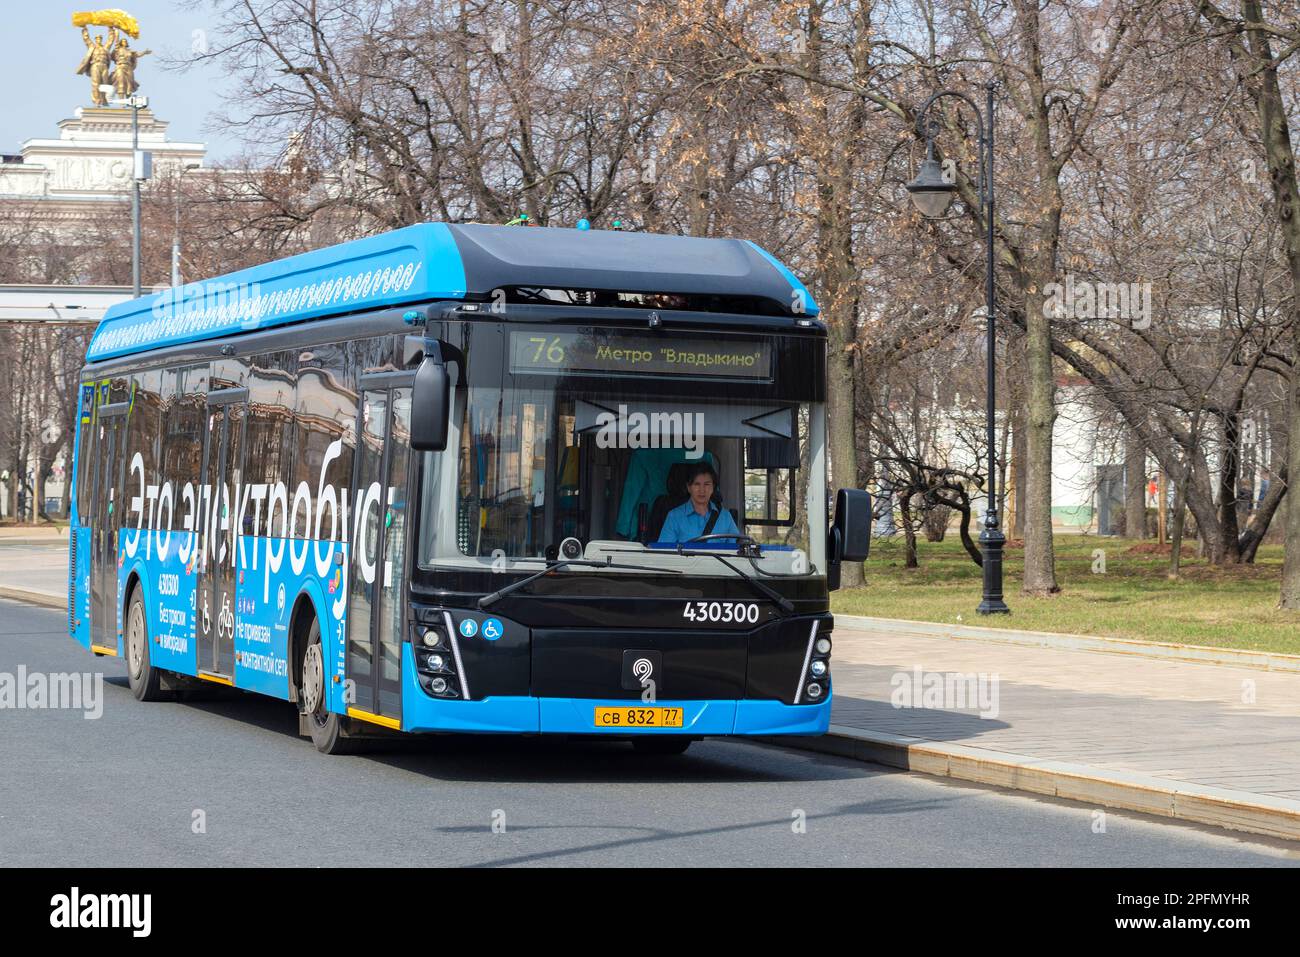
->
[[830, 488, 872, 563], [411, 354, 450, 452]]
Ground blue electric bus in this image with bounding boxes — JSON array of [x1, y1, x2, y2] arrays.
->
[[67, 222, 870, 754]]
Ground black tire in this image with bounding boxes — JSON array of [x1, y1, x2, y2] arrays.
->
[[300, 616, 357, 754], [632, 736, 693, 756], [126, 585, 169, 702]]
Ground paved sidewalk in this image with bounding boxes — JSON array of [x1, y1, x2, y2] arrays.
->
[[0, 537, 67, 600], [0, 524, 67, 538], [827, 624, 1300, 802]]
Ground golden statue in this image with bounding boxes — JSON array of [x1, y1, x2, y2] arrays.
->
[[75, 26, 116, 106], [111, 37, 151, 99], [72, 10, 145, 105]]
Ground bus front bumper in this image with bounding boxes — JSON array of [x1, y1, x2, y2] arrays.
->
[[400, 647, 831, 736]]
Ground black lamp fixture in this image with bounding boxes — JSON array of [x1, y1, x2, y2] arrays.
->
[[905, 139, 957, 219], [905, 81, 1009, 616]]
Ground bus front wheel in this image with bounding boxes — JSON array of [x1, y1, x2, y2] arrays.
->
[[300, 617, 356, 755], [126, 586, 169, 702]]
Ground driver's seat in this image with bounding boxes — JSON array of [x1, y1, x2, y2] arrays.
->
[[643, 463, 692, 543], [643, 462, 725, 543]]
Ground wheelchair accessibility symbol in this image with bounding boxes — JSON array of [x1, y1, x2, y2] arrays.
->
[[458, 618, 478, 638], [481, 618, 503, 641]]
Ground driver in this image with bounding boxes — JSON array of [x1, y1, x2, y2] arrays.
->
[[656, 462, 741, 544]]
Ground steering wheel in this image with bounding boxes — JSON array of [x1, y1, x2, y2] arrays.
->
[[684, 533, 758, 546]]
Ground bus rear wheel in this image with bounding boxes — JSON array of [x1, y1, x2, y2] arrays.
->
[[126, 586, 169, 702], [300, 617, 357, 755]]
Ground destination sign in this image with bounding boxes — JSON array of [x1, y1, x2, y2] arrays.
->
[[509, 330, 771, 379]]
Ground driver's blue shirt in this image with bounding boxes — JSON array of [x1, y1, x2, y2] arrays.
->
[[657, 500, 740, 543]]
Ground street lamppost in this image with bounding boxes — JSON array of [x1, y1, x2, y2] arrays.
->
[[172, 162, 202, 288], [905, 80, 1009, 615], [105, 86, 149, 298]]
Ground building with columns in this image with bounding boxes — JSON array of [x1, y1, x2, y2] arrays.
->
[[0, 105, 205, 240], [0, 100, 207, 520]]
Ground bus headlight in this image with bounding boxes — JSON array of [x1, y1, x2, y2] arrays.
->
[[425, 654, 447, 672], [805, 682, 823, 700], [809, 659, 828, 678], [421, 626, 444, 648], [430, 677, 449, 695], [814, 636, 832, 655]]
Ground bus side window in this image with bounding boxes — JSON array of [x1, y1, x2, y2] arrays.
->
[[127, 370, 164, 534], [246, 353, 296, 497], [75, 382, 96, 522], [352, 334, 399, 376], [163, 365, 207, 529], [294, 343, 354, 541]]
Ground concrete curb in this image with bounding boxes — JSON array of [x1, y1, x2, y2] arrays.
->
[[0, 530, 69, 543], [763, 725, 1300, 842], [0, 586, 65, 610], [834, 614, 1300, 673]]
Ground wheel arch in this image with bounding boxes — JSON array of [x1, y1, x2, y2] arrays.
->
[[121, 561, 150, 642], [287, 586, 330, 705]]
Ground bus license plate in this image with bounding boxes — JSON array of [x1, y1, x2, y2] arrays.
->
[[594, 707, 684, 728]]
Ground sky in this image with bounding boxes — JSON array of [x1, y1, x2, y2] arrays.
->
[[2, 2, 248, 162]]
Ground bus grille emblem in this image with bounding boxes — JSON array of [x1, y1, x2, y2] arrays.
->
[[632, 657, 654, 685]]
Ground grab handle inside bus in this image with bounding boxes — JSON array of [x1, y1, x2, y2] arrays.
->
[[411, 351, 450, 452]]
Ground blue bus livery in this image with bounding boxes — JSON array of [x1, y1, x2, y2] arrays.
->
[[68, 222, 870, 754]]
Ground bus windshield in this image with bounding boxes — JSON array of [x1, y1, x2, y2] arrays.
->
[[417, 330, 826, 580]]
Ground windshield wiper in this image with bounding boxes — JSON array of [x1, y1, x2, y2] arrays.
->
[[665, 549, 796, 614], [477, 557, 679, 609]]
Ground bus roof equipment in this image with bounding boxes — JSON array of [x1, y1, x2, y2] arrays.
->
[[86, 222, 819, 363]]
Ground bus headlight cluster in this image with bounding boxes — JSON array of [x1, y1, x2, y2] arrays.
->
[[413, 619, 462, 698], [803, 630, 831, 703]]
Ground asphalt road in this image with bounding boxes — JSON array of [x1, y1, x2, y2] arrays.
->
[[1, 600, 1297, 867]]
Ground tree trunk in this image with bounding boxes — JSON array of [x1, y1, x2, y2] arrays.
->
[[1283, 371, 1300, 603], [826, 329, 861, 584], [1007, 335, 1027, 539], [900, 493, 918, 569], [1183, 451, 1227, 563], [1169, 474, 1188, 578], [1022, 293, 1059, 594], [806, 0, 862, 587], [33, 464, 45, 523], [1240, 463, 1287, 562], [1124, 428, 1146, 538], [1204, 0, 1300, 603], [953, 499, 982, 566], [1218, 414, 1243, 562]]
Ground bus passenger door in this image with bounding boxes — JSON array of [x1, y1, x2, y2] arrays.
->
[[195, 389, 247, 678], [347, 379, 413, 721], [90, 400, 128, 655]]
